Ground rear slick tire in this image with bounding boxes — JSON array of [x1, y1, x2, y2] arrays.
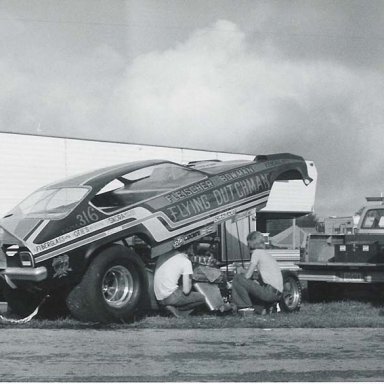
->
[[66, 245, 147, 323]]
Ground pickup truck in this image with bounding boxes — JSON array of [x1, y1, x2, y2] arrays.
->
[[298, 197, 384, 301]]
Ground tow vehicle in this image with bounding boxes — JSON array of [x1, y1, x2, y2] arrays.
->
[[298, 197, 384, 301], [0, 153, 314, 322]]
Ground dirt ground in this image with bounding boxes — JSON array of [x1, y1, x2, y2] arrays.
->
[[0, 327, 384, 381]]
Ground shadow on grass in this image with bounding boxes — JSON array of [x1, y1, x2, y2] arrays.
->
[[1, 300, 384, 330]]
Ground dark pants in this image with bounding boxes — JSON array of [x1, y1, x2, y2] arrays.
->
[[160, 288, 206, 312], [231, 274, 281, 311]]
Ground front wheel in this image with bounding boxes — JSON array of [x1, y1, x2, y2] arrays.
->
[[66, 245, 147, 323], [279, 273, 302, 312]]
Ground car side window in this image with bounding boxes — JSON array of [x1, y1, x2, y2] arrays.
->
[[362, 209, 384, 229], [91, 163, 205, 214], [91, 181, 126, 213]]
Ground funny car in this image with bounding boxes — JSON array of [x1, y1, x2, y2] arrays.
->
[[0, 153, 313, 322]]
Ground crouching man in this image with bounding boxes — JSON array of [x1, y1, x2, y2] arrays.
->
[[154, 246, 206, 317], [231, 231, 283, 314]]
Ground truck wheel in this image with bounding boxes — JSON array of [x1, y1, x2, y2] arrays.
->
[[66, 245, 147, 323], [307, 281, 330, 303], [279, 273, 302, 312]]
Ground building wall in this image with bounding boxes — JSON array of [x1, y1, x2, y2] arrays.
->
[[0, 133, 253, 216], [324, 216, 353, 234]]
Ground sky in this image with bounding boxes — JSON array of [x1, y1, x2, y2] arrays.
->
[[0, 0, 383, 217]]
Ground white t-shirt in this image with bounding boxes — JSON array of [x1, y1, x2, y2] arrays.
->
[[154, 251, 193, 301], [250, 249, 283, 292]]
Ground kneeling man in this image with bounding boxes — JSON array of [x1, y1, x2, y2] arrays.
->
[[154, 246, 206, 317], [232, 231, 283, 314]]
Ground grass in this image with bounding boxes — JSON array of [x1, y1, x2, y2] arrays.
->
[[1, 300, 384, 329], [129, 300, 384, 329]]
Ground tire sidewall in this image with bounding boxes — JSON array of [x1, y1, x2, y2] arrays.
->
[[82, 245, 146, 322]]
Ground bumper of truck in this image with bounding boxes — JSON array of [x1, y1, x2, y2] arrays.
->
[[2, 267, 47, 282], [298, 269, 384, 283]]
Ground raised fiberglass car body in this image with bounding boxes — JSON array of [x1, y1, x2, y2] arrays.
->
[[0, 153, 312, 322]]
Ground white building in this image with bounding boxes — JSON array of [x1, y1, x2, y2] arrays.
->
[[0, 132, 317, 219]]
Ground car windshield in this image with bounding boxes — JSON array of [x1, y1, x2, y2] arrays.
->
[[362, 209, 384, 229], [16, 187, 89, 219], [92, 163, 206, 213]]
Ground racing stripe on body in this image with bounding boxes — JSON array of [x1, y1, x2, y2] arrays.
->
[[24, 220, 50, 242], [157, 190, 270, 228], [30, 189, 269, 256], [31, 189, 269, 254], [33, 194, 269, 264], [28, 208, 141, 255]]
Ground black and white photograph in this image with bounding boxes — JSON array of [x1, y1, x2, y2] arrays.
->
[[0, 0, 384, 381]]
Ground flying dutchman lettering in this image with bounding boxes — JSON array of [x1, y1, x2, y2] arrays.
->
[[167, 206, 179, 221], [166, 195, 212, 220], [191, 196, 204, 212], [201, 194, 211, 210], [165, 172, 271, 222], [213, 187, 233, 205], [179, 201, 192, 217], [164, 170, 268, 206], [234, 182, 244, 198], [240, 180, 250, 196], [255, 175, 263, 190], [260, 173, 271, 188], [213, 190, 223, 205]]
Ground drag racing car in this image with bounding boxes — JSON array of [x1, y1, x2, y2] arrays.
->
[[0, 153, 313, 322]]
